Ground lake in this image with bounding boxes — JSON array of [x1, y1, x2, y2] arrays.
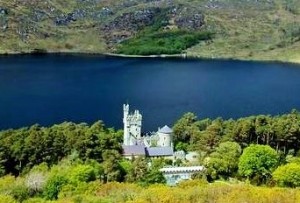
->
[[1, 54, 300, 131]]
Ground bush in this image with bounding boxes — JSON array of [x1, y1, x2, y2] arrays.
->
[[11, 184, 30, 202], [25, 172, 48, 194], [177, 179, 208, 189], [68, 165, 96, 185], [0, 175, 15, 194], [43, 175, 68, 200], [58, 181, 101, 199], [95, 182, 142, 202], [23, 198, 49, 203], [205, 142, 242, 180], [0, 195, 17, 203], [273, 163, 300, 187], [238, 144, 278, 184]]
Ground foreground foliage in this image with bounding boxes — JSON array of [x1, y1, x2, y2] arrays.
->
[[0, 179, 300, 203], [273, 163, 300, 187]]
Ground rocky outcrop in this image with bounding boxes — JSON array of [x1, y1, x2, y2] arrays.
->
[[101, 5, 206, 46], [175, 13, 205, 30], [0, 8, 8, 31], [0, 8, 8, 15], [55, 13, 77, 26], [32, 10, 47, 22], [170, 7, 205, 30], [102, 8, 159, 44]]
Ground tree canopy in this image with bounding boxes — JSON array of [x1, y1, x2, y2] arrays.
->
[[0, 121, 122, 175], [238, 144, 279, 184], [205, 142, 242, 180]]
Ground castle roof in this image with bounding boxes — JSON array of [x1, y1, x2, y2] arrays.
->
[[122, 145, 173, 157], [146, 146, 173, 157], [158, 125, 173, 134], [159, 166, 204, 173], [123, 145, 146, 156]]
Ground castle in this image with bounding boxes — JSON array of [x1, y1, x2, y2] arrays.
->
[[122, 104, 174, 158], [122, 104, 203, 185]]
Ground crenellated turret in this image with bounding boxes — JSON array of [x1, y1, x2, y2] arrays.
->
[[123, 104, 142, 146]]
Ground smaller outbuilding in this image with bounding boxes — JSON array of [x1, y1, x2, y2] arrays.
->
[[160, 166, 205, 186]]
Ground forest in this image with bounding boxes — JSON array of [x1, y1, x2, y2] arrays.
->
[[116, 30, 213, 55], [1, 110, 300, 202]]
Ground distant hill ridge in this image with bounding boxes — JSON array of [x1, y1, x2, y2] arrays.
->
[[0, 0, 299, 63]]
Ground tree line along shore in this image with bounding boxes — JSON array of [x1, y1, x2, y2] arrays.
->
[[1, 110, 300, 202]]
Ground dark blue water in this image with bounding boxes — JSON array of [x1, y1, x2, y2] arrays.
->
[[1, 54, 300, 131]]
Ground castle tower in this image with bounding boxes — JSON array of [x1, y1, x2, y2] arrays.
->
[[123, 104, 130, 145], [123, 104, 142, 146], [157, 125, 173, 147]]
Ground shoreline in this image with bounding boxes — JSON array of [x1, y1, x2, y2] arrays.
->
[[0, 49, 299, 65], [0, 50, 187, 59], [103, 52, 187, 58]]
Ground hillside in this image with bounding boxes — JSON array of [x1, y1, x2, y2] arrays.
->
[[0, 0, 299, 63]]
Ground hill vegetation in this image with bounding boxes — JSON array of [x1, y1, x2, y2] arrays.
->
[[0, 0, 299, 63], [116, 30, 213, 55]]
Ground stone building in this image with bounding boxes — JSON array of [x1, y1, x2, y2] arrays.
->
[[122, 104, 174, 159]]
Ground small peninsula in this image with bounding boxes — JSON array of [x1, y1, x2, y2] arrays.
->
[[0, 0, 299, 63]]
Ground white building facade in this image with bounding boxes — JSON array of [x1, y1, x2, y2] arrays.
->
[[160, 166, 205, 186]]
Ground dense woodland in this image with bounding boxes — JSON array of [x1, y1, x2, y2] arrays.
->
[[1, 110, 300, 202], [173, 110, 300, 154]]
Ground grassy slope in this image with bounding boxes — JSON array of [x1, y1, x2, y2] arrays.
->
[[0, 0, 107, 54], [187, 0, 300, 63], [0, 0, 299, 63]]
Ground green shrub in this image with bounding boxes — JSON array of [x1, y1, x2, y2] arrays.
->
[[0, 195, 17, 203], [23, 198, 49, 203], [10, 184, 30, 202], [68, 165, 96, 184], [238, 144, 279, 184], [43, 175, 68, 200], [0, 175, 15, 194], [58, 181, 101, 199], [273, 163, 300, 187]]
